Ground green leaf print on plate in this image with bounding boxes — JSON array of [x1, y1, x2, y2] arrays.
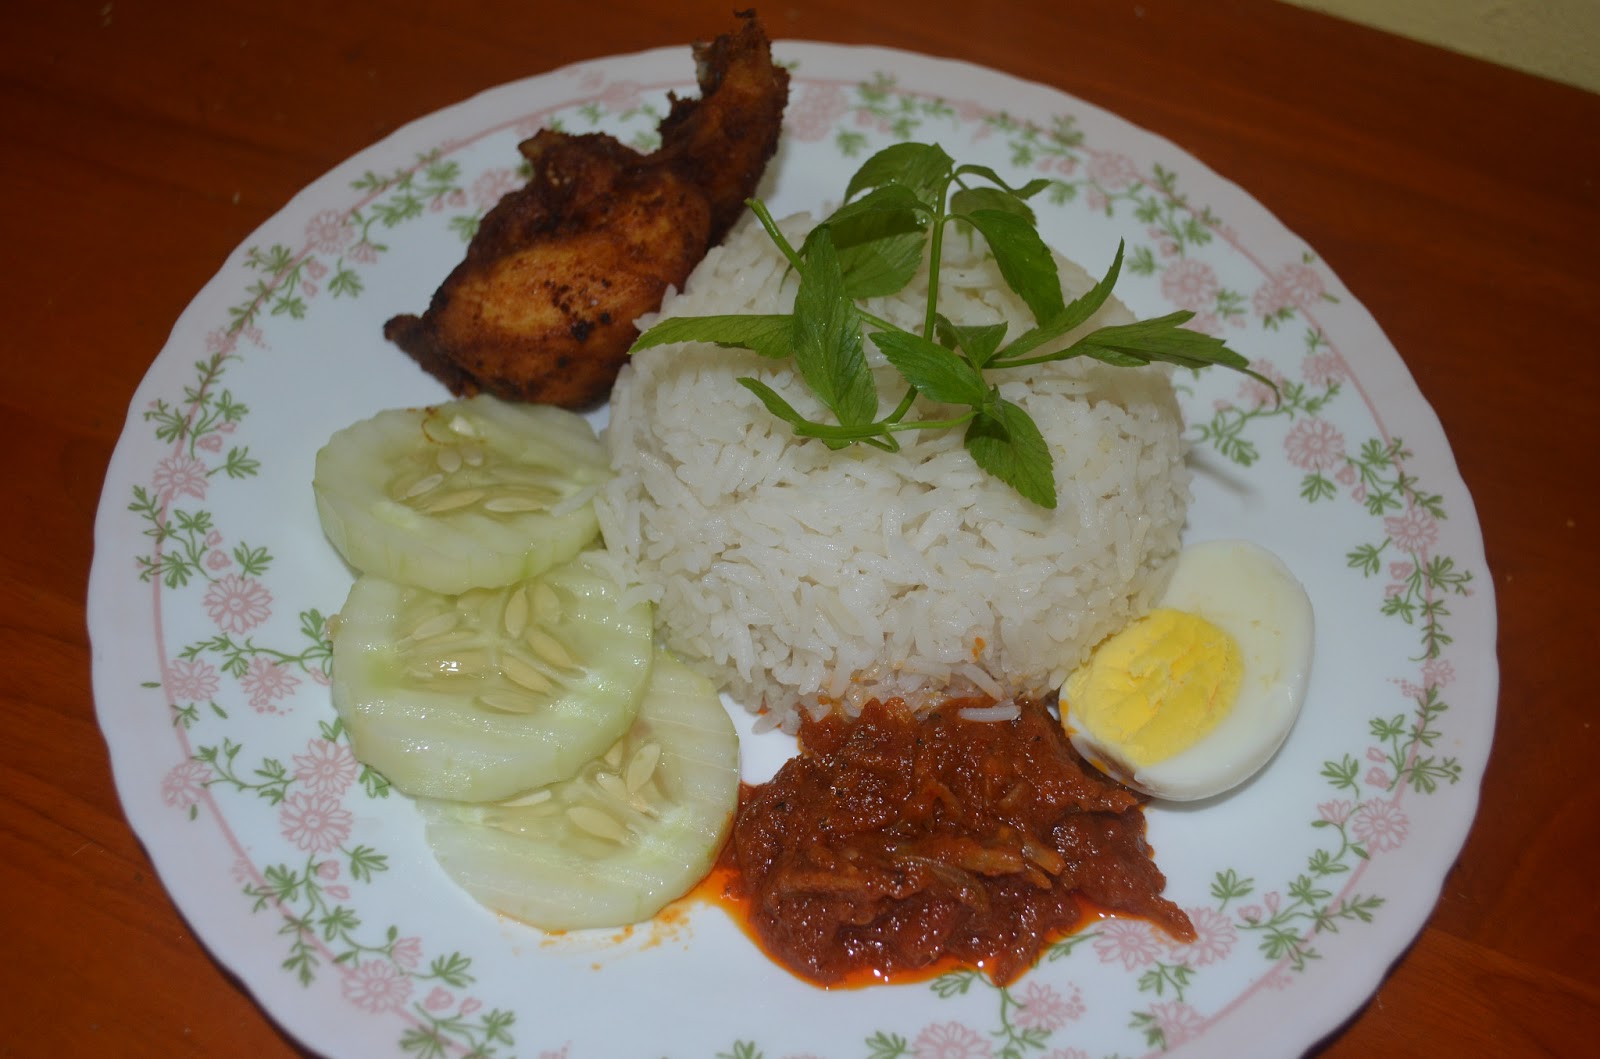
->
[[90, 42, 1494, 1059]]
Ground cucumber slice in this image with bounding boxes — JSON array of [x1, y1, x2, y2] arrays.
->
[[418, 650, 739, 931], [330, 552, 653, 801], [314, 394, 610, 594]]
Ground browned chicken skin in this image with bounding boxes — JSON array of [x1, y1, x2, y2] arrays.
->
[[384, 13, 790, 409]]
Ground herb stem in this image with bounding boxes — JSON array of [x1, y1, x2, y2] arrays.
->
[[884, 385, 919, 426], [989, 347, 1081, 370], [884, 410, 976, 434], [746, 198, 806, 274], [921, 183, 952, 339], [857, 309, 899, 333]]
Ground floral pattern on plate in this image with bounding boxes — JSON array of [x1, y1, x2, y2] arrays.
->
[[89, 41, 1495, 1059]]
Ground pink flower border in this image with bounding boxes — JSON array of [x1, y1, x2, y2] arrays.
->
[[111, 48, 1488, 1059]]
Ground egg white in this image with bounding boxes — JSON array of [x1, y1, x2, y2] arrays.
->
[[1065, 539, 1314, 801]]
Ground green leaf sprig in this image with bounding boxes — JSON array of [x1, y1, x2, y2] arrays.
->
[[631, 142, 1269, 507]]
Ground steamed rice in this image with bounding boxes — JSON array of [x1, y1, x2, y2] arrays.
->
[[595, 213, 1190, 730]]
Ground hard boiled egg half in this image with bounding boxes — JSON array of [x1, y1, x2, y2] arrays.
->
[[1061, 539, 1314, 801]]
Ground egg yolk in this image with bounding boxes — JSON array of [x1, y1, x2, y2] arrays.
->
[[1064, 609, 1244, 768]]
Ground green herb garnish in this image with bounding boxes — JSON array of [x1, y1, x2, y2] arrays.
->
[[632, 142, 1266, 508]]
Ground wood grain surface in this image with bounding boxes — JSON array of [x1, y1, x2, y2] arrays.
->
[[5, 0, 1597, 1055]]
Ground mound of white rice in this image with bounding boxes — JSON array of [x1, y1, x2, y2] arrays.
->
[[595, 213, 1190, 730]]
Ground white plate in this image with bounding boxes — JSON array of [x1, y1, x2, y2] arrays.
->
[[89, 39, 1496, 1058]]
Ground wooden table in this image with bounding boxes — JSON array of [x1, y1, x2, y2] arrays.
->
[[8, 0, 1597, 1054]]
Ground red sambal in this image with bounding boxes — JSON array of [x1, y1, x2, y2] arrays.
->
[[721, 697, 1195, 986]]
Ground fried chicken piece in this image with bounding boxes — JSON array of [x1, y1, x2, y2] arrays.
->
[[386, 135, 714, 408], [654, 16, 794, 243], [384, 13, 790, 409]]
